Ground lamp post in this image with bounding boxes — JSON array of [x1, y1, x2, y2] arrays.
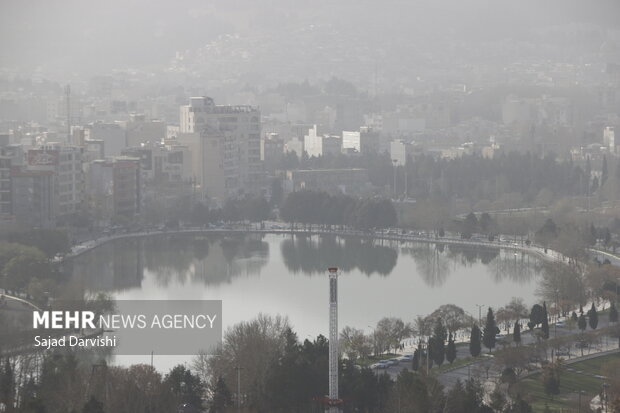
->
[[476, 304, 486, 326], [235, 366, 244, 413], [603, 383, 610, 413]]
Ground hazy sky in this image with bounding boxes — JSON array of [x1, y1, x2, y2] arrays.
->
[[1, 0, 619, 78]]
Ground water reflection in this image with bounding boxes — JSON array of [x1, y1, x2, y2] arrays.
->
[[403, 243, 452, 287], [70, 233, 541, 293], [280, 234, 398, 276], [71, 234, 269, 292], [487, 250, 542, 284]]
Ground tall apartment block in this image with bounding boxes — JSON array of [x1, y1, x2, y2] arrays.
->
[[179, 97, 262, 202]]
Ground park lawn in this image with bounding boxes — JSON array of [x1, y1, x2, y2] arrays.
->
[[434, 356, 474, 373], [516, 353, 620, 412]]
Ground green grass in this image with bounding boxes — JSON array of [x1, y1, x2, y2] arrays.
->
[[515, 353, 620, 412], [434, 356, 474, 373]]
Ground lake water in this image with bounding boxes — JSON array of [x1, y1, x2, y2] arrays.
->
[[69, 232, 543, 369]]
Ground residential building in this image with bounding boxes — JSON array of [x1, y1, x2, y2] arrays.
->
[[27, 144, 85, 217], [390, 140, 414, 166], [125, 114, 166, 147], [11, 168, 55, 228], [261, 133, 284, 172], [88, 157, 142, 219], [85, 122, 126, 156], [178, 97, 262, 201], [604, 126, 616, 153], [304, 125, 342, 157], [342, 127, 380, 154]]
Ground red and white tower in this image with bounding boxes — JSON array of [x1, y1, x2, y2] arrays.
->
[[327, 267, 341, 413]]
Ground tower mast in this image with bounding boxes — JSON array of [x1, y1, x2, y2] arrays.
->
[[327, 267, 340, 413]]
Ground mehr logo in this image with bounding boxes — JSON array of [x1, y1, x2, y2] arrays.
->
[[33, 311, 97, 329]]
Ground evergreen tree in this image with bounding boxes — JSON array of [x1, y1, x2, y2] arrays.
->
[[411, 348, 420, 371], [427, 337, 435, 369], [571, 311, 578, 322], [588, 303, 599, 330], [209, 376, 233, 413], [541, 302, 550, 340], [542, 362, 561, 396], [82, 396, 105, 413], [529, 304, 545, 326], [604, 228, 611, 246], [589, 223, 598, 246], [431, 319, 447, 366], [446, 333, 457, 364], [482, 308, 499, 353], [610, 302, 618, 323], [578, 313, 587, 331], [469, 325, 481, 357], [513, 321, 521, 345]]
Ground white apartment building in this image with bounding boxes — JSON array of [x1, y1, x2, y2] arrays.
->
[[178, 97, 262, 202]]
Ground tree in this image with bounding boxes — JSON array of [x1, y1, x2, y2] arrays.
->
[[0, 358, 14, 411], [163, 365, 204, 410], [209, 376, 233, 413], [8, 228, 71, 258], [536, 218, 558, 246], [504, 394, 534, 413], [270, 178, 283, 207], [602, 155, 609, 186], [578, 313, 587, 331], [482, 308, 499, 353], [340, 326, 372, 360], [489, 386, 506, 413], [470, 325, 482, 357], [587, 303, 599, 330], [541, 302, 550, 340], [461, 213, 478, 239], [431, 319, 447, 366], [493, 346, 533, 379], [529, 304, 545, 327], [446, 333, 457, 364], [513, 321, 521, 345], [3, 246, 51, 293], [411, 348, 420, 371], [82, 396, 105, 413], [542, 361, 561, 396], [479, 213, 494, 235], [444, 378, 488, 413], [610, 302, 619, 323]]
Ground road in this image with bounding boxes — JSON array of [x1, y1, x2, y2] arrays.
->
[[371, 311, 618, 389]]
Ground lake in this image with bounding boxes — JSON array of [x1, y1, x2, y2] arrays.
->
[[69, 232, 543, 369]]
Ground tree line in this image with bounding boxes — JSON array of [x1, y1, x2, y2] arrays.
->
[[277, 150, 620, 205], [280, 190, 397, 230]]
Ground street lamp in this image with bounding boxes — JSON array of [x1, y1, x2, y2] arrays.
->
[[475, 304, 486, 326], [603, 383, 610, 413], [235, 366, 244, 413]]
